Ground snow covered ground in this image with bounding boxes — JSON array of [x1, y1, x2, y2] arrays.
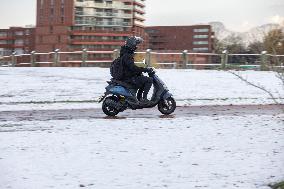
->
[[0, 115, 283, 189], [0, 67, 283, 111], [0, 68, 283, 189]]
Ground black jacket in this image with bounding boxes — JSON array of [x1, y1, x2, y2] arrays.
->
[[120, 45, 147, 80]]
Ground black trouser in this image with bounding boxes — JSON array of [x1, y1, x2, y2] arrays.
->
[[125, 76, 153, 99]]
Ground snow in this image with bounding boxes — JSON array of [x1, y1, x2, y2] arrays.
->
[[0, 115, 283, 189], [0, 68, 283, 189], [0, 67, 283, 111]]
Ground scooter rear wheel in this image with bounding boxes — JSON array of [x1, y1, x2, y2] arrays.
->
[[158, 97, 176, 115], [102, 96, 120, 116]]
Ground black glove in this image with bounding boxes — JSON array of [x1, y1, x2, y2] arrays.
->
[[144, 68, 154, 73]]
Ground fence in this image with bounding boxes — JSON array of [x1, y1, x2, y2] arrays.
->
[[0, 49, 284, 70]]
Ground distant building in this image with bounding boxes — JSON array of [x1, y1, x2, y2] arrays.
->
[[35, 0, 147, 62], [145, 25, 215, 67], [0, 2, 217, 67], [0, 27, 35, 56], [146, 25, 214, 52]]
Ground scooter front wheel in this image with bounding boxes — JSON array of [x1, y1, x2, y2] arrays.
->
[[158, 97, 176, 115], [102, 96, 120, 116]]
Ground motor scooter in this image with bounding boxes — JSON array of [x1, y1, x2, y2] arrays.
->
[[99, 66, 176, 116]]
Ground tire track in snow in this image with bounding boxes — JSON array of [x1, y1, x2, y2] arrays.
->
[[0, 104, 283, 122]]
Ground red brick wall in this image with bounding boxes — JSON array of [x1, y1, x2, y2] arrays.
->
[[146, 25, 214, 52], [36, 0, 74, 26], [36, 25, 70, 52], [36, 0, 74, 53]]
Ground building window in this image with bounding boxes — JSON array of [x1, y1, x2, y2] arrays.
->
[[40, 0, 44, 8], [193, 47, 209, 52], [15, 39, 24, 45], [61, 0, 65, 17], [25, 39, 30, 45], [50, 0, 55, 21], [193, 41, 209, 45], [0, 40, 8, 44], [50, 8, 54, 22], [15, 48, 24, 55], [50, 26, 53, 34], [61, 17, 65, 23], [15, 31, 24, 36], [0, 32, 8, 37], [194, 28, 209, 32], [193, 35, 208, 39], [38, 36, 43, 43], [25, 29, 30, 35], [146, 29, 158, 34]]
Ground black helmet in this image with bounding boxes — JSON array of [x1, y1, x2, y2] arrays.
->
[[125, 36, 143, 51]]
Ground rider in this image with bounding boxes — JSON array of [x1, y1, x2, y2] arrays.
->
[[119, 36, 153, 104]]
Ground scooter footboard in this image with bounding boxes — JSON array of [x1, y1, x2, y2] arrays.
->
[[109, 86, 133, 97]]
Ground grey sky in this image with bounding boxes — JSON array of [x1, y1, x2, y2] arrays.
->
[[0, 0, 283, 31]]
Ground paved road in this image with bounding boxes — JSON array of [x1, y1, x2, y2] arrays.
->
[[0, 104, 283, 122]]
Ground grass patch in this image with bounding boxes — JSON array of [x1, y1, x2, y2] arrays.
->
[[269, 181, 284, 189]]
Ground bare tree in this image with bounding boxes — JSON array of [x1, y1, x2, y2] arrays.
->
[[226, 28, 284, 106]]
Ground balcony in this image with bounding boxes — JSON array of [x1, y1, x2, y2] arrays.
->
[[119, 14, 133, 19], [71, 39, 125, 46], [0, 44, 14, 48], [134, 0, 146, 7], [75, 2, 132, 10], [134, 15, 145, 21], [119, 5, 133, 10], [134, 20, 145, 27], [75, 2, 113, 9], [13, 44, 25, 48], [71, 30, 132, 37], [75, 11, 132, 18], [134, 8, 145, 15], [136, 0, 146, 4], [76, 11, 117, 18], [0, 36, 14, 40], [75, 20, 132, 27], [75, 12, 132, 19]]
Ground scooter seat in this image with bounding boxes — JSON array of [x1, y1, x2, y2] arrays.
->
[[108, 79, 136, 89]]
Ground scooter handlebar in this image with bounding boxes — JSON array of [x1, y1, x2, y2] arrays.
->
[[146, 67, 156, 76], [147, 67, 156, 73]]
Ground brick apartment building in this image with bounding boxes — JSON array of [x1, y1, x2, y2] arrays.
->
[[145, 25, 215, 66], [35, 0, 147, 62], [0, 27, 35, 56], [146, 25, 214, 52]]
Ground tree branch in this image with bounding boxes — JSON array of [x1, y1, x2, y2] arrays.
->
[[228, 70, 281, 105]]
